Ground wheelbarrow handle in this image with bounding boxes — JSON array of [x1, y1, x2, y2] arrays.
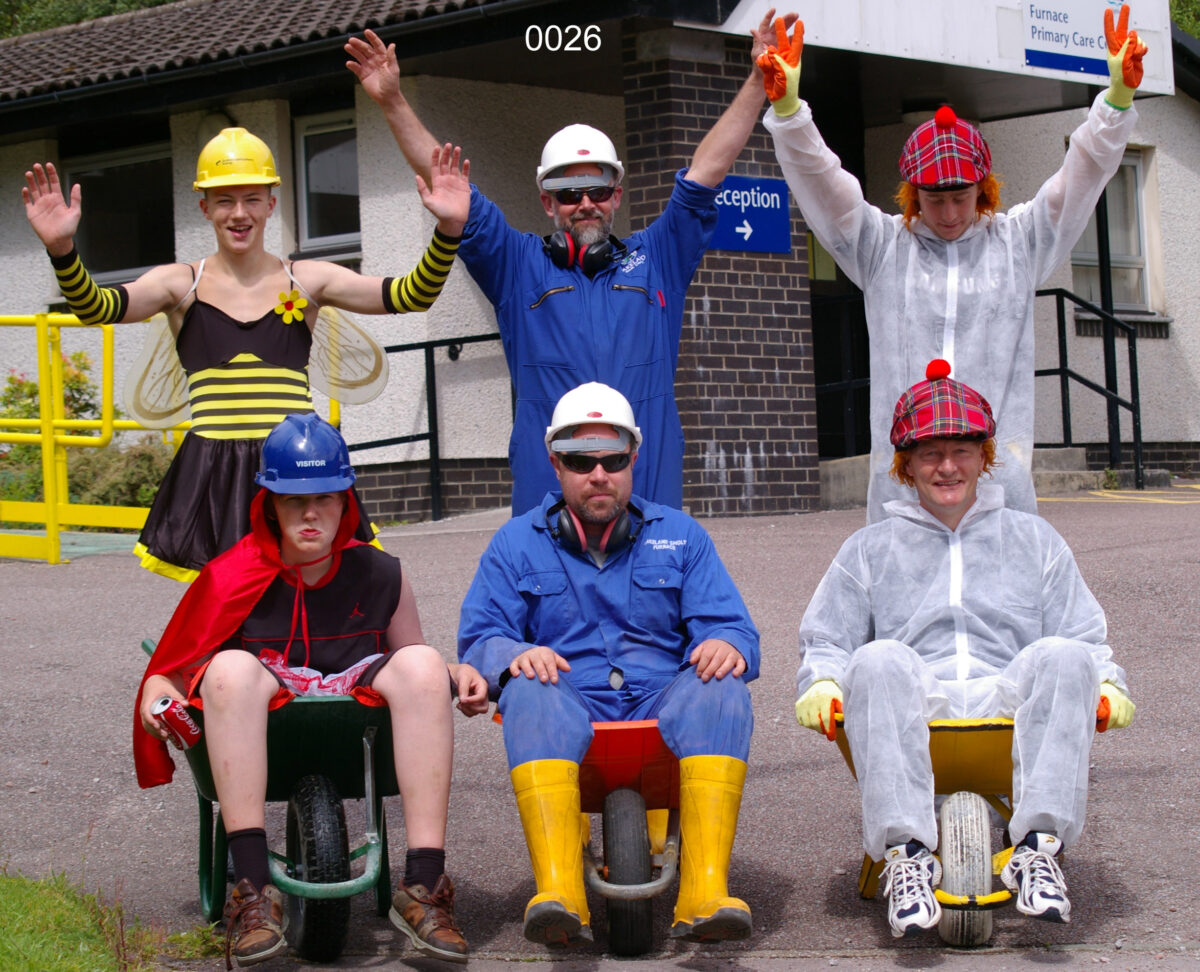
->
[[820, 699, 843, 742]]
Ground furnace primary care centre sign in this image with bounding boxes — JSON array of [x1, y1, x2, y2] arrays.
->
[[1025, 0, 1121, 77], [715, 0, 1173, 95]]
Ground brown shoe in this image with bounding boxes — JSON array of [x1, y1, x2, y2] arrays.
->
[[224, 878, 286, 968], [389, 873, 469, 963]]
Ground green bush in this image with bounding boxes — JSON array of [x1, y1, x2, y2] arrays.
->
[[71, 434, 174, 508]]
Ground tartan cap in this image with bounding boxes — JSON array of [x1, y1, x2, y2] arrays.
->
[[899, 106, 991, 190], [890, 359, 996, 449]]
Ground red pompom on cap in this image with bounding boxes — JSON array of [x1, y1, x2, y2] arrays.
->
[[934, 105, 958, 129], [926, 358, 952, 381]]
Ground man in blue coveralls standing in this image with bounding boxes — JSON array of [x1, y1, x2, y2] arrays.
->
[[347, 11, 784, 514], [457, 382, 759, 946]]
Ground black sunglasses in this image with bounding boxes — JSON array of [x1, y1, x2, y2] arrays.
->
[[553, 186, 615, 205], [558, 451, 631, 474]]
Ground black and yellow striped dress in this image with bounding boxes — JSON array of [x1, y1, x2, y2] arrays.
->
[[135, 239, 457, 581]]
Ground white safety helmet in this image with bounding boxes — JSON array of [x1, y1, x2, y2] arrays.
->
[[536, 124, 624, 189], [545, 382, 642, 453]]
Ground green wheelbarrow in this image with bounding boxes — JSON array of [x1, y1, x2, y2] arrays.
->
[[141, 639, 396, 963]]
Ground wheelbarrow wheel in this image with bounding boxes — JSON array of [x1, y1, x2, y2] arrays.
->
[[602, 788, 654, 956], [285, 774, 351, 962], [937, 790, 993, 946]]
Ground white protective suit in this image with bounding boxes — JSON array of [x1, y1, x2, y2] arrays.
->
[[765, 94, 1138, 523], [797, 483, 1127, 859]]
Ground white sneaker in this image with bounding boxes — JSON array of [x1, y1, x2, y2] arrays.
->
[[1002, 832, 1071, 923], [881, 840, 942, 938]]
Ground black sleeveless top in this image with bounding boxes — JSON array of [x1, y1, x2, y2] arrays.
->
[[225, 546, 403, 674], [175, 279, 315, 439]]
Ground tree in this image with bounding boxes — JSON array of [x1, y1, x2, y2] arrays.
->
[[1174, 0, 1200, 38], [0, 0, 171, 39]]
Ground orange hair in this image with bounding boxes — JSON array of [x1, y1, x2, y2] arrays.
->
[[894, 173, 1004, 231], [890, 438, 998, 488]]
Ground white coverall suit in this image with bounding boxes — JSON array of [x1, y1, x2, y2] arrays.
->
[[764, 94, 1138, 523], [797, 484, 1127, 859]]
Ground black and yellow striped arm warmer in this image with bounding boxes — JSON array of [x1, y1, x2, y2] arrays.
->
[[380, 229, 460, 314], [49, 248, 128, 325]]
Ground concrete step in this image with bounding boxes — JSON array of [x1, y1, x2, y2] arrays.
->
[[1034, 466, 1173, 494], [1031, 447, 1088, 471]]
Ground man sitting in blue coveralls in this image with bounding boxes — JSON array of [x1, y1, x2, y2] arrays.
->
[[457, 381, 759, 946]]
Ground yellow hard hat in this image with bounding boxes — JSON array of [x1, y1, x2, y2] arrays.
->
[[194, 127, 281, 191]]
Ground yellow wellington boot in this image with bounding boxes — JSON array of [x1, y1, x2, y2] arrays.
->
[[670, 754, 753, 942], [510, 759, 592, 945]]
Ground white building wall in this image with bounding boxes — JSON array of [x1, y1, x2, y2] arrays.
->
[[863, 90, 1200, 447]]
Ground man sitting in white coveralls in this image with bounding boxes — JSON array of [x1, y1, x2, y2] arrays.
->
[[795, 359, 1135, 939]]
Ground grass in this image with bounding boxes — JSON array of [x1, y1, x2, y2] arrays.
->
[[0, 870, 222, 971]]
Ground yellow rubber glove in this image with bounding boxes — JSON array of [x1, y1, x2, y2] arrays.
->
[[755, 17, 803, 118], [1097, 681, 1135, 731], [795, 679, 843, 738], [1103, 4, 1148, 110]]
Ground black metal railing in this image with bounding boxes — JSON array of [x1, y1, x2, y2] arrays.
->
[[345, 332, 501, 520], [1035, 288, 1143, 489]]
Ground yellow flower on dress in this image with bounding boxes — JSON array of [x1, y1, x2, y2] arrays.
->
[[274, 289, 308, 325]]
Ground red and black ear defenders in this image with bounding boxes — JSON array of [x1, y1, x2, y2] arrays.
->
[[543, 232, 628, 277], [548, 499, 642, 555]]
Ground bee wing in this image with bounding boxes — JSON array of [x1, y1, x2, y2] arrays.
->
[[309, 305, 390, 405], [123, 313, 189, 429]]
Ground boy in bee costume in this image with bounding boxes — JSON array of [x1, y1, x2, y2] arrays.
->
[[23, 127, 470, 580]]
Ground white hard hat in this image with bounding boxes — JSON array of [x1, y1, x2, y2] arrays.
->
[[536, 124, 624, 189], [545, 382, 642, 452]]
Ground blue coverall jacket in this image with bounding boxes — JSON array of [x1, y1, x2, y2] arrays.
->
[[457, 492, 759, 767], [457, 172, 720, 515]]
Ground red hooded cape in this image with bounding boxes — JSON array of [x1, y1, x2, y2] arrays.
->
[[134, 489, 365, 788]]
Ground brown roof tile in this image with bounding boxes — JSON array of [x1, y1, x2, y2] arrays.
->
[[0, 0, 483, 102]]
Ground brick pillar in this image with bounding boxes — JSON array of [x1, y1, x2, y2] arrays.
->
[[622, 24, 818, 517]]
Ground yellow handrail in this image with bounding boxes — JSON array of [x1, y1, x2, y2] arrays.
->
[[1, 312, 339, 566], [0, 313, 186, 565]]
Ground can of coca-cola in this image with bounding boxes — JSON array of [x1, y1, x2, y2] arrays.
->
[[152, 696, 202, 750]]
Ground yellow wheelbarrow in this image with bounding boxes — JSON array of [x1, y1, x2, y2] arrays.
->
[[833, 714, 1017, 946]]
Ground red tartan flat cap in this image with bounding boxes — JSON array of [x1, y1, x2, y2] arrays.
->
[[898, 106, 991, 189], [890, 359, 996, 449]]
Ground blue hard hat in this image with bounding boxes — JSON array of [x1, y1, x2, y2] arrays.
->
[[255, 413, 356, 494]]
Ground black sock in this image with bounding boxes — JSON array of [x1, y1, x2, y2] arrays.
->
[[404, 847, 446, 891], [227, 827, 270, 891]]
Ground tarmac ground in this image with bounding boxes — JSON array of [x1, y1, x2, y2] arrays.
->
[[2, 484, 1199, 971]]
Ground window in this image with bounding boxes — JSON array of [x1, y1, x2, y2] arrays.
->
[[1070, 151, 1147, 312], [63, 143, 174, 283], [294, 112, 360, 258]]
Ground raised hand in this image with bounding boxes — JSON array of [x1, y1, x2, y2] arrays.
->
[[749, 7, 798, 61], [755, 15, 804, 116], [1103, 3, 1148, 108], [23, 162, 81, 256], [345, 29, 401, 106], [416, 143, 471, 236]]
